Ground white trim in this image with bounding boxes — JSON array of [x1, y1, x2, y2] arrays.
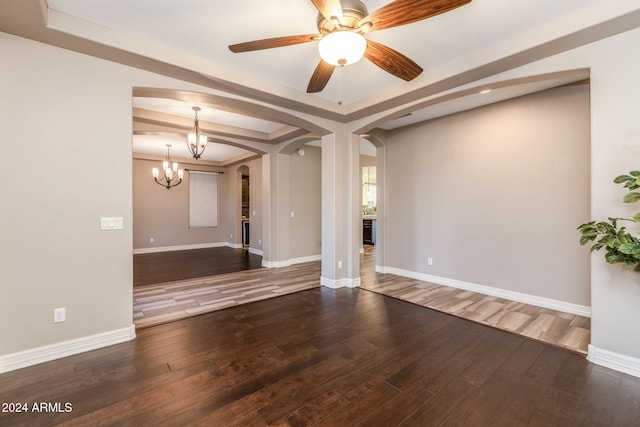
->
[[320, 276, 361, 288], [261, 254, 321, 268], [248, 248, 263, 256], [290, 254, 322, 265], [0, 325, 136, 374], [588, 345, 640, 379], [381, 266, 591, 317], [349, 277, 361, 288], [262, 259, 291, 268], [133, 242, 226, 254], [228, 242, 243, 249]]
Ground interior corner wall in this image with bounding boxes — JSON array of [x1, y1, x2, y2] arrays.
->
[[384, 84, 591, 306], [244, 156, 263, 252], [289, 145, 322, 259], [0, 32, 235, 357], [0, 32, 137, 355], [588, 27, 640, 359], [132, 158, 229, 250]]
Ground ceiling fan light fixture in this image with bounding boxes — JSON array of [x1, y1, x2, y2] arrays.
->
[[318, 31, 366, 66]]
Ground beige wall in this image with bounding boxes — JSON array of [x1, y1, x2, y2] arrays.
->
[[1, 33, 139, 354], [0, 32, 264, 357], [587, 28, 640, 358], [133, 158, 230, 250], [290, 145, 322, 259], [3, 24, 640, 371], [229, 157, 263, 251], [384, 84, 591, 306], [132, 155, 264, 252], [360, 154, 376, 168]]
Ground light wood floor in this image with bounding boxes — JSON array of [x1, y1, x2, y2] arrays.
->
[[134, 261, 320, 328], [133, 247, 590, 354]]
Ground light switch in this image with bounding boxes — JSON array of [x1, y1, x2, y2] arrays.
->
[[101, 217, 123, 230]]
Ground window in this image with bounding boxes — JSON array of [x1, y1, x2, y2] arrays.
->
[[362, 166, 376, 215], [189, 171, 218, 228]]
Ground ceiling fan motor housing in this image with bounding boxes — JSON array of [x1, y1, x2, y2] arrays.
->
[[316, 0, 369, 34]]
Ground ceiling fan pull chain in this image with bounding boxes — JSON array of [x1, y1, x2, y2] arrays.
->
[[338, 65, 343, 105]]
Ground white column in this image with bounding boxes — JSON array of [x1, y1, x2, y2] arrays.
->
[[261, 151, 291, 267], [375, 144, 386, 272], [321, 128, 361, 288]]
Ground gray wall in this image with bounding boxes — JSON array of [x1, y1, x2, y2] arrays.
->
[[1, 33, 139, 354], [384, 85, 591, 306], [290, 145, 322, 259], [133, 158, 230, 250], [232, 157, 263, 252], [133, 156, 263, 252], [3, 25, 640, 368]]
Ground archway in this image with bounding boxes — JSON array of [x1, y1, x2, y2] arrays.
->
[[236, 165, 250, 249]]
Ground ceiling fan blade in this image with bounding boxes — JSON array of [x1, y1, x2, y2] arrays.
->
[[307, 60, 336, 93], [364, 40, 423, 81], [229, 34, 320, 53], [360, 0, 471, 32], [310, 0, 343, 22]]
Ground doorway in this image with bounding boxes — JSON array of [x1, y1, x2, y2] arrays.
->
[[238, 165, 250, 249]]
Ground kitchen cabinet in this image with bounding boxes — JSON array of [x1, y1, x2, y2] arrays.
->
[[363, 219, 376, 245]]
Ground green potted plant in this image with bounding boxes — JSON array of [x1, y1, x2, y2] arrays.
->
[[578, 171, 640, 271]]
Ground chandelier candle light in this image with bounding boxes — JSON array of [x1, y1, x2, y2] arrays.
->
[[152, 144, 183, 189], [187, 106, 207, 159]]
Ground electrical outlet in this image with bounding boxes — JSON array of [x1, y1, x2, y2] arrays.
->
[[428, 257, 433, 266], [149, 237, 154, 243], [338, 261, 343, 269], [53, 307, 66, 323]]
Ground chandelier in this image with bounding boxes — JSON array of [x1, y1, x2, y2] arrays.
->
[[152, 144, 183, 189], [187, 106, 207, 159]]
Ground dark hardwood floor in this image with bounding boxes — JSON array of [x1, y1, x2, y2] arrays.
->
[[133, 246, 263, 287], [2, 287, 639, 426]]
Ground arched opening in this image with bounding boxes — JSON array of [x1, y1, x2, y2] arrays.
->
[[237, 165, 250, 249]]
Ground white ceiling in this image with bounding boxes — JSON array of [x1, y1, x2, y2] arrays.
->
[[2, 1, 636, 160], [47, 0, 602, 105], [133, 98, 285, 134], [132, 97, 289, 162]]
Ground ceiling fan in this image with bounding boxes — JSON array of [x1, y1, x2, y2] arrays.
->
[[229, 0, 472, 93]]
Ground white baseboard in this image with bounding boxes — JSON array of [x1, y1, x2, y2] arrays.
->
[[588, 345, 640, 379], [262, 254, 321, 268], [320, 276, 361, 289], [379, 266, 591, 318], [248, 248, 263, 256], [291, 254, 322, 264], [262, 259, 291, 268], [0, 325, 136, 374], [133, 242, 227, 254]]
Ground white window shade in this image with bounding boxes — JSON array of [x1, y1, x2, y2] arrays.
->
[[189, 171, 218, 228]]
